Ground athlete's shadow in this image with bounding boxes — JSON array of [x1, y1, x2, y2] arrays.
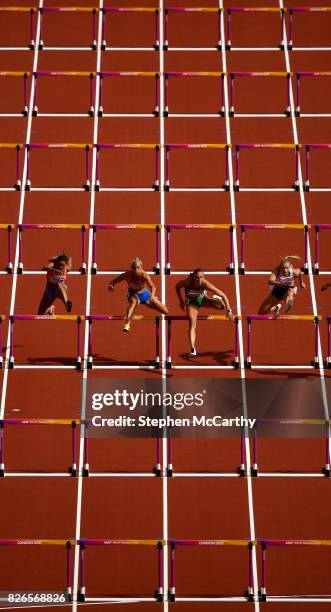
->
[[26, 355, 79, 366], [88, 352, 160, 370], [179, 348, 234, 365]]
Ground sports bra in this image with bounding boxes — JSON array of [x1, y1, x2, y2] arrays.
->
[[46, 267, 67, 284]]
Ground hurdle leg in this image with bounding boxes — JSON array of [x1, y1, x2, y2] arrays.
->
[[226, 10, 231, 50], [164, 146, 170, 190], [78, 544, 86, 601], [229, 75, 234, 116], [294, 145, 300, 191], [303, 225, 309, 274], [92, 228, 97, 273], [38, 9, 44, 49], [167, 431, 173, 476], [169, 543, 176, 601], [101, 9, 107, 49], [23, 73, 28, 116], [32, 74, 38, 116], [18, 226, 23, 273], [229, 224, 234, 273], [25, 145, 31, 191], [327, 319, 331, 369], [83, 421, 90, 476], [84, 146, 90, 191], [235, 146, 239, 191], [251, 422, 258, 476], [239, 426, 245, 476], [314, 226, 319, 274], [166, 318, 172, 368], [324, 421, 330, 477], [154, 73, 160, 116], [153, 145, 160, 190], [76, 317, 82, 369], [246, 317, 252, 369], [89, 73, 94, 116], [0, 421, 4, 476], [0, 318, 3, 368], [247, 543, 254, 601], [95, 147, 100, 190], [16, 145, 21, 191], [295, 74, 301, 117], [65, 542, 72, 600], [164, 75, 169, 117], [81, 225, 86, 274], [9, 317, 14, 369], [154, 225, 160, 274], [220, 73, 225, 116], [286, 73, 291, 117], [7, 226, 13, 274], [260, 542, 267, 601], [154, 9, 160, 50], [234, 316, 239, 368], [98, 75, 103, 116], [87, 319, 93, 367], [313, 317, 319, 368], [156, 542, 164, 601], [280, 9, 285, 50], [224, 144, 230, 191], [240, 227, 245, 273], [155, 316, 160, 368], [30, 8, 35, 50], [217, 8, 222, 49], [166, 227, 171, 274], [163, 10, 168, 50], [70, 421, 77, 476], [288, 10, 293, 50], [92, 9, 97, 50], [155, 437, 161, 476], [305, 145, 310, 191]]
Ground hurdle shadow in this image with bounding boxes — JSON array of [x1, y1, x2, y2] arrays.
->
[[89, 352, 160, 370], [26, 355, 79, 366], [179, 348, 234, 366]]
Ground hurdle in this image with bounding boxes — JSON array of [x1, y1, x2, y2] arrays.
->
[[165, 224, 235, 274], [25, 143, 92, 190], [101, 7, 160, 50], [239, 224, 309, 274], [234, 144, 301, 191], [165, 144, 231, 190], [17, 223, 87, 274], [91, 224, 160, 274], [8, 315, 83, 369], [295, 72, 331, 116], [78, 539, 164, 601], [229, 72, 292, 116], [226, 8, 286, 51], [87, 315, 160, 369], [288, 7, 331, 50], [313, 225, 331, 274], [164, 72, 225, 116], [251, 419, 331, 477], [97, 72, 160, 116], [260, 539, 331, 600], [32, 72, 96, 116], [245, 315, 321, 369], [168, 539, 255, 601], [304, 144, 331, 191], [167, 425, 246, 477], [0, 419, 79, 476], [0, 72, 31, 115], [38, 7, 101, 50], [0, 144, 22, 190], [166, 315, 240, 369], [94, 144, 160, 190], [0, 7, 36, 49], [0, 539, 73, 599], [82, 421, 161, 477], [164, 7, 221, 50]]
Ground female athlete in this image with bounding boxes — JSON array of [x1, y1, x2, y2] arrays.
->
[[258, 255, 306, 315], [38, 253, 72, 315]]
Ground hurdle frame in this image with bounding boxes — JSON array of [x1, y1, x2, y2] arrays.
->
[[0, 7, 36, 49], [234, 144, 301, 191], [8, 315, 83, 370], [78, 539, 164, 602], [164, 72, 225, 116], [239, 223, 310, 274], [94, 143, 160, 191], [226, 8, 286, 51], [0, 143, 22, 190], [38, 7, 101, 50], [251, 418, 331, 477], [0, 539, 74, 599], [87, 315, 161, 369], [17, 223, 87, 273], [304, 144, 331, 191], [168, 539, 255, 601], [295, 72, 331, 117], [0, 72, 31, 115], [32, 71, 96, 116], [165, 144, 231, 191], [0, 225, 15, 272], [91, 224, 160, 274], [166, 315, 240, 369], [0, 418, 79, 476], [260, 539, 331, 601], [101, 7, 160, 51], [229, 72, 292, 116], [97, 71, 160, 116], [245, 315, 321, 370], [313, 224, 331, 274], [288, 7, 331, 51], [25, 143, 92, 191], [164, 7, 222, 51], [325, 317, 331, 369], [165, 224, 235, 274]]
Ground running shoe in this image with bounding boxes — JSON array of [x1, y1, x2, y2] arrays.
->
[[123, 322, 131, 332], [212, 294, 225, 306], [65, 300, 72, 313], [48, 305, 55, 316], [189, 347, 197, 357], [272, 303, 282, 316]]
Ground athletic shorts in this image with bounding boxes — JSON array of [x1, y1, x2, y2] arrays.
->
[[271, 285, 294, 300], [186, 293, 205, 309], [128, 289, 152, 304]]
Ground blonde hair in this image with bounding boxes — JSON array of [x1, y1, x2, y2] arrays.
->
[[130, 257, 142, 268], [280, 255, 301, 266]]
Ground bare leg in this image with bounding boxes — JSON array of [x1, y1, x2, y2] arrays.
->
[[202, 297, 225, 311], [258, 293, 279, 315], [186, 305, 198, 353], [284, 288, 295, 313], [56, 283, 72, 312], [146, 296, 169, 315], [126, 296, 139, 323], [37, 291, 54, 315]]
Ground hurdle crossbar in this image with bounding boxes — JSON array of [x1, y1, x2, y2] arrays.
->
[[239, 223, 310, 273], [25, 143, 92, 190], [288, 7, 331, 50], [39, 7, 101, 50], [87, 315, 160, 369], [98, 71, 160, 116], [101, 7, 160, 50], [94, 144, 160, 190], [235, 144, 301, 190], [91, 224, 160, 273], [0, 72, 31, 115], [226, 8, 286, 50], [295, 72, 331, 116], [251, 418, 330, 477], [166, 315, 240, 369], [164, 72, 225, 116], [245, 314, 321, 369], [32, 72, 96, 116], [165, 144, 231, 190], [304, 144, 331, 191], [0, 419, 79, 476], [9, 315, 83, 369], [17, 223, 87, 273], [260, 538, 331, 600], [165, 224, 235, 273], [229, 72, 292, 116], [164, 7, 222, 51], [0, 7, 36, 48], [0, 143, 23, 189], [78, 538, 164, 602], [169, 539, 255, 601]]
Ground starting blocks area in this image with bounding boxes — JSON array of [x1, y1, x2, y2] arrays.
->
[[0, 0, 331, 608]]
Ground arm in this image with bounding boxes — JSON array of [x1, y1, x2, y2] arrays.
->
[[321, 282, 331, 292], [268, 270, 292, 287], [176, 279, 186, 310], [144, 273, 156, 298], [65, 257, 72, 272], [108, 272, 128, 291], [293, 268, 306, 289]]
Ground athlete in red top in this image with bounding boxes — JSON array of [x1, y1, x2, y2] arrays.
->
[[108, 257, 168, 331], [38, 254, 72, 315]]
